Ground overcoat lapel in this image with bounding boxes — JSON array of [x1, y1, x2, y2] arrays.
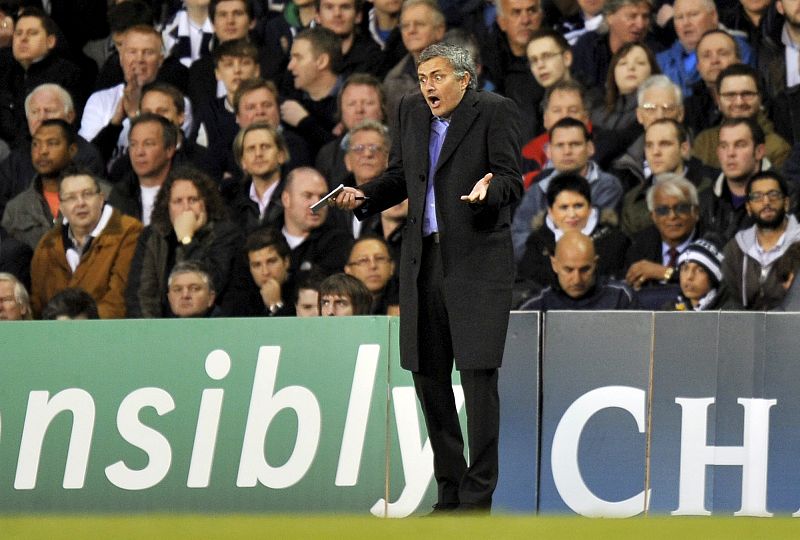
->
[[434, 90, 479, 175]]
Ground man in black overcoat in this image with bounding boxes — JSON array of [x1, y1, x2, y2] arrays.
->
[[334, 42, 522, 512]]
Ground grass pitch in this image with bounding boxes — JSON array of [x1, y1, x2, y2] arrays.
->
[[2, 515, 796, 539]]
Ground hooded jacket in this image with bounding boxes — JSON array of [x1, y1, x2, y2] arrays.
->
[[722, 214, 800, 309]]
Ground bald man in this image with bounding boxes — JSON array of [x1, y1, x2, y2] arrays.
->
[[520, 231, 638, 310]]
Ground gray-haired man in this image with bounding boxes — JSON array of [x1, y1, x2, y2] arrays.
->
[[333, 43, 522, 512]]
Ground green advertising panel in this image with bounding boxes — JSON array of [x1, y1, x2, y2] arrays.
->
[[383, 354, 459, 518], [0, 317, 396, 514]]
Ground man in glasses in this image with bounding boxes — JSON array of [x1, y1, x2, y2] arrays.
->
[[610, 75, 684, 191], [683, 29, 741, 136], [342, 120, 391, 238], [625, 175, 701, 289], [344, 235, 398, 314], [722, 171, 800, 309], [621, 118, 718, 236], [692, 63, 791, 169], [527, 29, 574, 91], [29, 170, 143, 318], [700, 117, 771, 242]]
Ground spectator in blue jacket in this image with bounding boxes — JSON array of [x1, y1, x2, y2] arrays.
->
[[656, 0, 752, 97]]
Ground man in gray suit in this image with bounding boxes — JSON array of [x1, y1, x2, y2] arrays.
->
[[334, 42, 522, 512]]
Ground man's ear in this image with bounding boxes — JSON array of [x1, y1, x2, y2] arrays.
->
[[460, 72, 471, 91], [46, 34, 56, 51], [783, 271, 795, 292], [496, 13, 508, 33], [586, 140, 595, 158], [550, 255, 558, 273], [754, 143, 766, 161], [636, 108, 645, 126], [316, 52, 330, 71], [562, 50, 573, 69], [679, 140, 690, 159]]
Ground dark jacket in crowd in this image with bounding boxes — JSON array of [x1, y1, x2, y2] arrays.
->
[[0, 135, 105, 219], [520, 277, 638, 311], [125, 220, 242, 318], [0, 50, 83, 148], [480, 23, 544, 141], [516, 209, 630, 294]]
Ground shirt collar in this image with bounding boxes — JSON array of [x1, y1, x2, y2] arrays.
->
[[64, 203, 113, 239], [661, 231, 695, 261], [782, 24, 800, 50]]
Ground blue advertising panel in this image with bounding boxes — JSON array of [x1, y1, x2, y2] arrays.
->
[[538, 312, 652, 516], [764, 313, 800, 516], [649, 312, 769, 516], [495, 311, 540, 513]]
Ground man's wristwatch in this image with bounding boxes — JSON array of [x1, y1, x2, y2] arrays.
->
[[180, 235, 192, 245], [663, 267, 675, 281], [268, 302, 284, 315]]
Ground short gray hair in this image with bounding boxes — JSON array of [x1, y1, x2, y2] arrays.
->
[[342, 119, 390, 151], [401, 0, 445, 27], [637, 74, 683, 106], [418, 42, 477, 90], [168, 261, 215, 292], [24, 83, 74, 118], [0, 272, 32, 319], [646, 174, 699, 210]]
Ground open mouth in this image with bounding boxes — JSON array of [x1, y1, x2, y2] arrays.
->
[[427, 95, 441, 108]]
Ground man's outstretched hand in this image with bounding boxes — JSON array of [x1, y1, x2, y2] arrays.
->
[[461, 173, 493, 203]]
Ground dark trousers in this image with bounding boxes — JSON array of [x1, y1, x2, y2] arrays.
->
[[412, 235, 500, 508]]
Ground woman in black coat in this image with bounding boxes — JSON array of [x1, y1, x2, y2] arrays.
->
[[516, 173, 630, 302]]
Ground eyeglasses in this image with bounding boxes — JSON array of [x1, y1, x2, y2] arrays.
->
[[347, 255, 391, 267], [747, 190, 784, 203], [640, 103, 679, 113], [0, 296, 18, 306], [653, 203, 694, 217], [349, 144, 386, 155], [529, 51, 562, 66], [60, 189, 101, 204], [719, 90, 759, 101]]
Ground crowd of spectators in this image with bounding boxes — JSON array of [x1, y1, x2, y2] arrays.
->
[[1, 0, 800, 321]]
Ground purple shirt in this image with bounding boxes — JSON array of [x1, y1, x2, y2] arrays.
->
[[423, 117, 449, 236]]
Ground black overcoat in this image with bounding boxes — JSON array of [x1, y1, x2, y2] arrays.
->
[[357, 88, 522, 371]]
